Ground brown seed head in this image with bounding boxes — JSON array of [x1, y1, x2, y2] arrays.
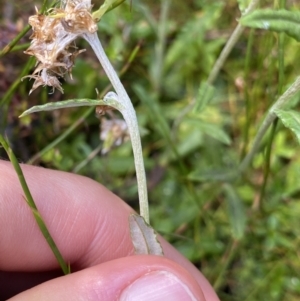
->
[[23, 0, 97, 94]]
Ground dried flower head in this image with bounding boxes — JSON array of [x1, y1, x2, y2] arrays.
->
[[61, 0, 97, 34], [23, 0, 97, 94], [100, 117, 129, 154]]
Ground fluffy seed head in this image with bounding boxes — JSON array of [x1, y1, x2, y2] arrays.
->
[[23, 0, 97, 94]]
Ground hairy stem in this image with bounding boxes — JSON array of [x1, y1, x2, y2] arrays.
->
[[83, 33, 149, 223]]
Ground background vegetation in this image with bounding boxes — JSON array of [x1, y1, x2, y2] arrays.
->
[[1, 0, 300, 300]]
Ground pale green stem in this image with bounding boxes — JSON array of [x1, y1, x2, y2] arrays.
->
[[207, 0, 260, 84], [238, 76, 300, 174], [152, 0, 170, 93], [83, 33, 149, 223], [92, 0, 126, 22], [0, 134, 69, 275]]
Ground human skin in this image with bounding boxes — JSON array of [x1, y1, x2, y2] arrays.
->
[[0, 160, 220, 301]]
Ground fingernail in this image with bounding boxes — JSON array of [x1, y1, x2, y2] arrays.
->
[[119, 271, 198, 301]]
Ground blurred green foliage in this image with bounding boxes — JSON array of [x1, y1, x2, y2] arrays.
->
[[1, 0, 300, 300]]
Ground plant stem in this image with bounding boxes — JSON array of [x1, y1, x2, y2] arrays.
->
[[238, 76, 300, 174], [240, 29, 255, 160], [0, 0, 52, 57], [258, 119, 277, 210], [259, 4, 285, 208], [0, 134, 69, 275], [92, 0, 126, 22], [27, 43, 140, 164], [152, 0, 170, 94], [27, 107, 94, 164], [213, 239, 239, 291], [0, 25, 31, 58], [0, 57, 35, 107], [207, 0, 259, 85], [83, 33, 149, 223]]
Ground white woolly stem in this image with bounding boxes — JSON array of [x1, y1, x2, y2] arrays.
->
[[83, 32, 149, 223]]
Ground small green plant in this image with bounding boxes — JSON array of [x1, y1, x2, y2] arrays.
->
[[1, 0, 163, 274], [2, 0, 300, 299], [22, 0, 151, 223]]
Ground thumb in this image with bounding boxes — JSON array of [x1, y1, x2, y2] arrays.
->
[[9, 256, 206, 301]]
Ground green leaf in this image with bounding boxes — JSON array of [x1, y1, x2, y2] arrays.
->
[[19, 96, 125, 117], [19, 98, 107, 117], [188, 168, 234, 182], [185, 117, 231, 145], [240, 9, 300, 42], [223, 184, 247, 240], [275, 109, 300, 144], [199, 122, 231, 145], [92, 0, 126, 21], [237, 0, 251, 14], [194, 81, 215, 113], [133, 85, 172, 140]]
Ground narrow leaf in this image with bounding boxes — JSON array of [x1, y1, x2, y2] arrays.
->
[[32, 208, 70, 273], [186, 118, 231, 145], [92, 0, 126, 21], [19, 98, 106, 117], [199, 122, 231, 145], [240, 9, 300, 42], [188, 168, 234, 182], [129, 213, 164, 256], [223, 184, 247, 240], [237, 0, 251, 14], [0, 135, 69, 275], [275, 109, 300, 144], [194, 81, 215, 113]]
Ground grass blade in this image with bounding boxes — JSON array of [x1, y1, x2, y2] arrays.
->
[[0, 134, 70, 275]]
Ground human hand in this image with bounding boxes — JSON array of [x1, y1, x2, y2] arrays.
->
[[0, 160, 219, 301]]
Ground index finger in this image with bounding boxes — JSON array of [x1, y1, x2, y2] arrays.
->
[[0, 160, 219, 300], [0, 160, 133, 271]]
